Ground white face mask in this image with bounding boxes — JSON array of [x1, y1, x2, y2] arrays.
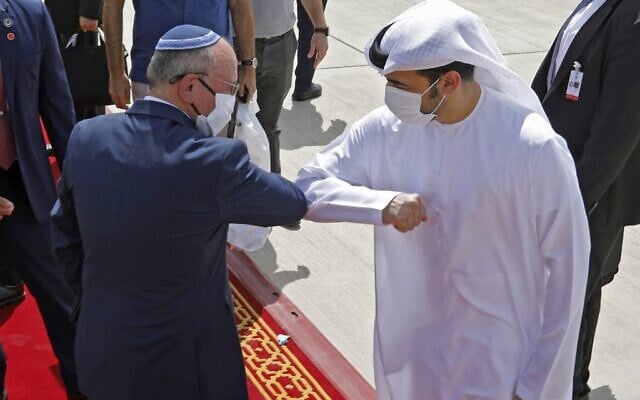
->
[[194, 93, 237, 137], [384, 77, 446, 124]]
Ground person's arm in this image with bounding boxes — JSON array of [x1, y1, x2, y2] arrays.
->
[[300, 0, 328, 68], [516, 138, 590, 400], [78, 0, 102, 31], [218, 140, 307, 226], [575, 17, 640, 213], [50, 146, 84, 296], [103, 0, 131, 109], [0, 197, 14, 220], [38, 2, 75, 170], [228, 0, 256, 101], [295, 122, 407, 225]]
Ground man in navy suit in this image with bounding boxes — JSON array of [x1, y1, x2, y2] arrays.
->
[[0, 0, 83, 397], [51, 25, 307, 399]]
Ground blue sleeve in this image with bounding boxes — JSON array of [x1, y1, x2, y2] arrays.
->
[[38, 1, 76, 169], [218, 140, 307, 226], [50, 136, 83, 295]]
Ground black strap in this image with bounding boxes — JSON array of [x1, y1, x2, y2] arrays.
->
[[226, 98, 240, 138]]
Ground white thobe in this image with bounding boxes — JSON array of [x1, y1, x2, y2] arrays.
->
[[296, 87, 590, 400]]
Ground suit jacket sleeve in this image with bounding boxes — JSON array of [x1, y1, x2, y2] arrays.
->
[[38, 2, 76, 169], [50, 139, 84, 296], [576, 16, 640, 209], [218, 140, 307, 226], [78, 0, 103, 20]]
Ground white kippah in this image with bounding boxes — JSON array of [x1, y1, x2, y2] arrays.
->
[[155, 24, 221, 51]]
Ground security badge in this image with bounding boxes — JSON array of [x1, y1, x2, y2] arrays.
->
[[565, 61, 584, 102]]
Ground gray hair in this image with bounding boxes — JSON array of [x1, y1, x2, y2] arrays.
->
[[146, 45, 215, 87]]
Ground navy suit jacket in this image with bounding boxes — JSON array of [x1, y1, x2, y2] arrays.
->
[[51, 100, 307, 399], [532, 0, 640, 232], [0, 0, 75, 223]]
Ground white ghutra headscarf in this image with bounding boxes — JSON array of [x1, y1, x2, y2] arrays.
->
[[364, 0, 547, 118]]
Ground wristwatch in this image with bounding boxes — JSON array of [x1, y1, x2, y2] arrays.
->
[[314, 26, 330, 36], [238, 57, 258, 69]]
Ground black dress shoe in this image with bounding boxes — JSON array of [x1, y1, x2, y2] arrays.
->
[[280, 221, 301, 231], [292, 83, 322, 101], [0, 284, 25, 308]]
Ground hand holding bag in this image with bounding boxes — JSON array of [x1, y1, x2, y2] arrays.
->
[[226, 98, 273, 252], [60, 28, 128, 107]]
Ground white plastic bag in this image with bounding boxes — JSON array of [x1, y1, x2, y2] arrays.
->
[[226, 99, 272, 252]]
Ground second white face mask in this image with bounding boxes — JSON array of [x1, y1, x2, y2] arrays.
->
[[204, 93, 237, 137], [384, 78, 445, 124]]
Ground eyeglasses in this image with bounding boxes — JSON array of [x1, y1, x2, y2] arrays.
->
[[169, 72, 239, 96]]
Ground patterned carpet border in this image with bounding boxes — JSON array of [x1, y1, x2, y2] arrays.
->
[[228, 248, 376, 400]]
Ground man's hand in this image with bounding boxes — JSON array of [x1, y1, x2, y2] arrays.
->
[[79, 16, 99, 32], [0, 197, 14, 220], [382, 193, 427, 232], [237, 66, 256, 102], [308, 32, 329, 69], [109, 72, 131, 109]]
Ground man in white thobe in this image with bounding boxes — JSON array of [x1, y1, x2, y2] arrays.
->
[[295, 1, 590, 399]]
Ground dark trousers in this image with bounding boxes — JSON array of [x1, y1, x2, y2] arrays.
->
[[572, 228, 624, 399], [74, 105, 105, 122], [255, 29, 297, 174], [0, 163, 80, 393], [294, 0, 328, 92]]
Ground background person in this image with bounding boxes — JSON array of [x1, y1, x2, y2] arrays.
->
[[531, 0, 640, 398]]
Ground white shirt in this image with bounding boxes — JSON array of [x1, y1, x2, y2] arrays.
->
[[553, 0, 608, 78], [143, 95, 191, 119], [296, 87, 590, 400]]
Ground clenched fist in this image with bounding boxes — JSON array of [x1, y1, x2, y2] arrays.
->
[[0, 196, 14, 220], [382, 193, 427, 232]]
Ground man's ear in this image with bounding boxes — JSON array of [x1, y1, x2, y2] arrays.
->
[[178, 75, 198, 104], [440, 71, 461, 94]]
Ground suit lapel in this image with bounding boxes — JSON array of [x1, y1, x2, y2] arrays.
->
[[0, 0, 17, 112], [545, 0, 620, 101]]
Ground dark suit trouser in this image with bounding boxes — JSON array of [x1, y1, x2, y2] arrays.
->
[[0, 163, 79, 392], [294, 0, 327, 92], [74, 104, 105, 122], [573, 228, 624, 399], [255, 29, 297, 174]]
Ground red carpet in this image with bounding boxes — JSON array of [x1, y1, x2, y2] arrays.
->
[[0, 271, 352, 399], [0, 292, 65, 399]]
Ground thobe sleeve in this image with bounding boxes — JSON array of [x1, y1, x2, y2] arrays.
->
[[295, 122, 400, 224], [516, 136, 590, 400], [50, 144, 84, 297]]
